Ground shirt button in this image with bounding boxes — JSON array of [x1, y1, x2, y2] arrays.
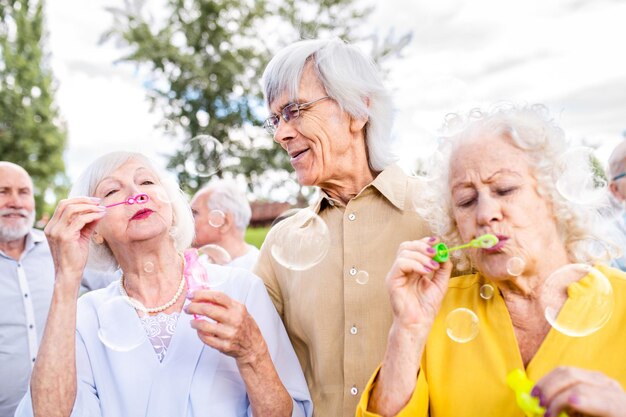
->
[[349, 267, 357, 276], [350, 326, 358, 335], [24, 293, 28, 298], [32, 358, 36, 363], [348, 212, 356, 221], [29, 324, 34, 329], [350, 386, 358, 396]]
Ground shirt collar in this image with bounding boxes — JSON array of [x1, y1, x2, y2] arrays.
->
[[312, 191, 332, 213], [24, 228, 46, 252], [313, 164, 408, 212], [0, 228, 44, 260], [368, 164, 407, 210]]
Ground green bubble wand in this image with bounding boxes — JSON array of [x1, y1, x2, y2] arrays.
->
[[432, 234, 499, 263]]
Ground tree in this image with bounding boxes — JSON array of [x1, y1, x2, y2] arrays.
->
[[0, 0, 68, 218], [103, 0, 409, 203]]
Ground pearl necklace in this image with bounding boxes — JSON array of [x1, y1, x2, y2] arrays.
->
[[119, 262, 186, 314]]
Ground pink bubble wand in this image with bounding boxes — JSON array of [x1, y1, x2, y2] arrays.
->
[[104, 193, 150, 208], [183, 248, 210, 320]]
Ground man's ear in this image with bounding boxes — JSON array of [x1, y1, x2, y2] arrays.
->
[[220, 213, 234, 234], [609, 182, 624, 202], [349, 96, 370, 133], [350, 116, 368, 133]]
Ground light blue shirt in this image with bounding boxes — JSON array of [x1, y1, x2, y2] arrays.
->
[[16, 263, 312, 417], [0, 229, 54, 417]]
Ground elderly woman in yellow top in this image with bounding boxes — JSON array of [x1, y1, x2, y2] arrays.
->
[[15, 151, 312, 417], [357, 105, 626, 417]]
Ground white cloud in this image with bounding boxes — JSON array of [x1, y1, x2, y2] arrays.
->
[[46, 0, 172, 182], [370, 0, 626, 170]]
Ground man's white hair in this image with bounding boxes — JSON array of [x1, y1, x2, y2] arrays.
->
[[262, 38, 397, 172]]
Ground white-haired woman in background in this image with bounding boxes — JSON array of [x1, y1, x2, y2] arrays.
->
[[190, 178, 259, 269], [358, 105, 626, 417], [16, 151, 312, 417]]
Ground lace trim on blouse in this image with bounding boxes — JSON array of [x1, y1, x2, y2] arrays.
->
[[139, 312, 180, 362]]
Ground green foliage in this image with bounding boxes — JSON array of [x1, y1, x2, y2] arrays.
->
[[245, 226, 269, 249], [0, 0, 68, 217], [275, 0, 372, 41], [590, 153, 608, 187], [103, 0, 410, 202]]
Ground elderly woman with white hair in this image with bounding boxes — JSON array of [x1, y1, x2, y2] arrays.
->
[[358, 105, 626, 417], [15, 152, 312, 417]]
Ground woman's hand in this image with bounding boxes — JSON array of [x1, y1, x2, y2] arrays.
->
[[186, 289, 267, 365], [386, 237, 453, 329], [186, 289, 295, 417], [32, 196, 104, 417], [533, 366, 626, 417], [44, 197, 106, 286], [369, 237, 453, 417]]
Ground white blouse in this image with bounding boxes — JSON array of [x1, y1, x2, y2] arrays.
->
[[16, 264, 312, 417]]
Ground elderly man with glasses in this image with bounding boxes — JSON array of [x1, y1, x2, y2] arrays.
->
[[254, 38, 431, 417]]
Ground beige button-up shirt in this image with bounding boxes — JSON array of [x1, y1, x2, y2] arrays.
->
[[254, 165, 431, 417]]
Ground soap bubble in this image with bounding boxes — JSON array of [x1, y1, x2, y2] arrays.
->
[[208, 209, 226, 227], [355, 270, 369, 285], [445, 308, 479, 343], [97, 296, 147, 352], [154, 189, 172, 204], [271, 209, 330, 271], [197, 244, 232, 267], [143, 262, 155, 273], [555, 147, 607, 205], [577, 238, 614, 263], [184, 135, 223, 178], [480, 284, 494, 300], [506, 257, 526, 276], [543, 264, 614, 337]]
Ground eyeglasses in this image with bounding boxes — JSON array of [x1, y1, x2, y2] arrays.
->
[[263, 96, 330, 135], [613, 172, 626, 181]]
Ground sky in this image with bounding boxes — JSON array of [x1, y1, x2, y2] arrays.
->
[[45, 0, 626, 189]]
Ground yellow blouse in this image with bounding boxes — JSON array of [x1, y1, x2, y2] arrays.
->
[[357, 264, 626, 417]]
